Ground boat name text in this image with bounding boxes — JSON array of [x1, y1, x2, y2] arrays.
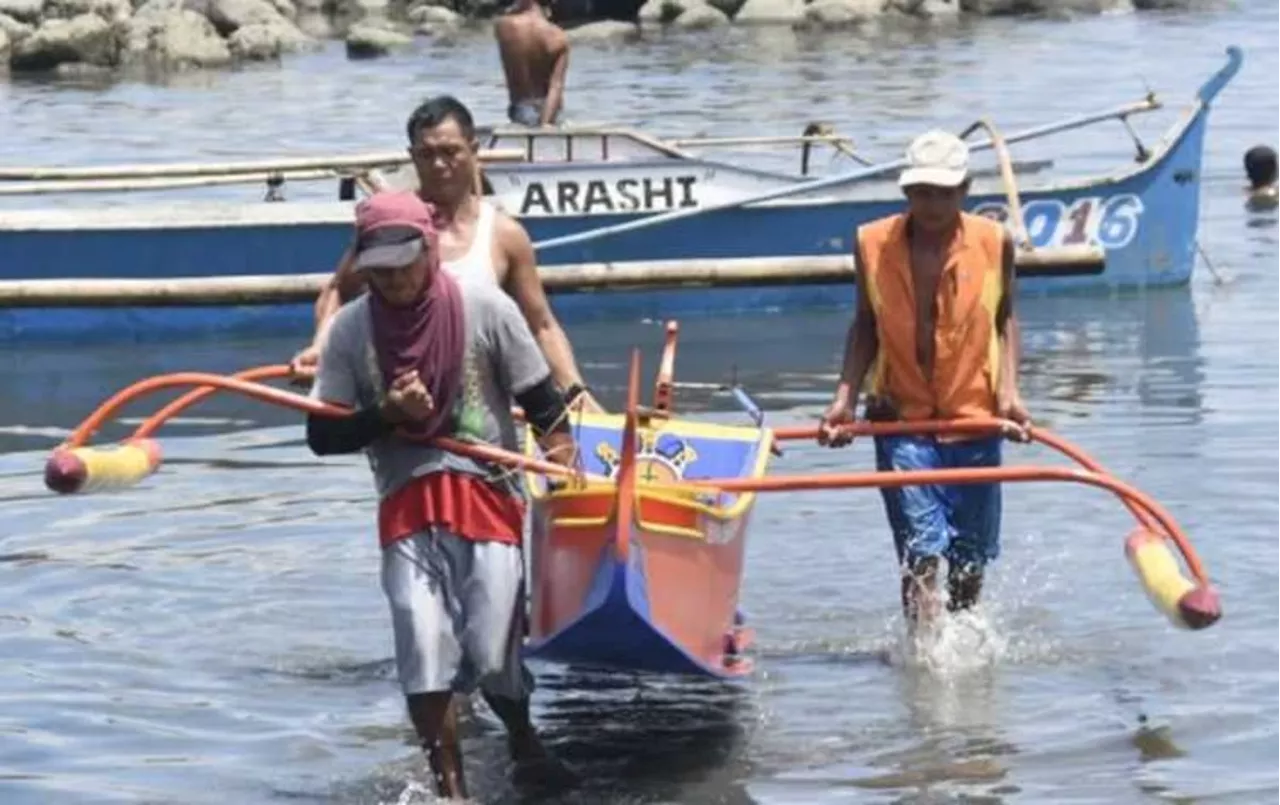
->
[[972, 193, 1145, 251], [518, 175, 700, 216]]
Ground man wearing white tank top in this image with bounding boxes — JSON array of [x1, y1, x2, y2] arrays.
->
[[290, 95, 602, 415]]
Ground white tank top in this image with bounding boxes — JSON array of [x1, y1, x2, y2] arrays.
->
[[442, 201, 499, 287]]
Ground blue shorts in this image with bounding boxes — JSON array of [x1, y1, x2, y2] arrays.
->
[[873, 435, 1003, 571]]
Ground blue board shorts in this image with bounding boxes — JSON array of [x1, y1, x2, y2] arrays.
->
[[873, 434, 1003, 572]]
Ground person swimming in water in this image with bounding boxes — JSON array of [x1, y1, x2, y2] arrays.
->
[[1243, 145, 1278, 210], [494, 0, 569, 128]]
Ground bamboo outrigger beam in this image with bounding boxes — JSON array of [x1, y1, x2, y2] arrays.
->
[[0, 169, 348, 197], [0, 148, 526, 184], [0, 248, 1104, 308], [43, 346, 1220, 635]]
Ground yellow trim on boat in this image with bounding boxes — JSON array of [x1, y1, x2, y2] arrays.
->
[[521, 415, 775, 529]]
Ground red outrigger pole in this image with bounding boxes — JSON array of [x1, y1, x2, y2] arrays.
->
[[42, 324, 1222, 640]]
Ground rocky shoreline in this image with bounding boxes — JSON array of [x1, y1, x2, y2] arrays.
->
[[0, 0, 1205, 78]]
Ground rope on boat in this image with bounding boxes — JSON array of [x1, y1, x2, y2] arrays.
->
[[42, 354, 1220, 633]]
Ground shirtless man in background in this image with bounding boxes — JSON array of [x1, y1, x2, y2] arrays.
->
[[495, 0, 569, 128]]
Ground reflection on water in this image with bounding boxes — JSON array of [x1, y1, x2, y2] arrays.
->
[[532, 669, 759, 804], [1018, 288, 1205, 425]]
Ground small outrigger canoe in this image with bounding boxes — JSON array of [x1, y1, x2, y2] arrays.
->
[[43, 320, 1223, 681], [522, 323, 767, 677]]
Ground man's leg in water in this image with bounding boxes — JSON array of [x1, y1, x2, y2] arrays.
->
[[941, 436, 1003, 612], [873, 435, 952, 627], [460, 542, 577, 788], [406, 693, 467, 797], [381, 532, 474, 799]]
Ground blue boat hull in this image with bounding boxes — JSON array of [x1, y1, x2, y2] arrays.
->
[[0, 47, 1241, 344]]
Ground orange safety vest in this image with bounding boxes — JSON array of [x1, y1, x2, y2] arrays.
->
[[857, 212, 1005, 422]]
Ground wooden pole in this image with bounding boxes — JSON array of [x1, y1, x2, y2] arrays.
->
[[0, 170, 344, 196], [0, 249, 1105, 308], [0, 148, 526, 183]]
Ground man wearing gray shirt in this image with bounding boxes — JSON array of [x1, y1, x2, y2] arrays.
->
[[306, 190, 578, 799]]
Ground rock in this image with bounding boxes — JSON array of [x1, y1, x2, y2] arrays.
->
[[413, 20, 457, 38], [957, 0, 1039, 12], [0, 0, 41, 23], [731, 0, 802, 24], [672, 2, 727, 27], [344, 20, 410, 57], [0, 26, 9, 56], [796, 0, 881, 28], [129, 0, 183, 21], [331, 0, 387, 21], [53, 58, 111, 74], [122, 7, 232, 67], [293, 9, 331, 34], [10, 13, 121, 70], [961, 0, 1130, 13], [0, 11, 34, 40], [705, 0, 742, 17], [264, 0, 295, 18], [227, 19, 311, 58], [888, 0, 958, 17], [637, 0, 700, 23], [565, 19, 638, 41], [41, 0, 133, 24], [205, 0, 291, 34], [406, 2, 457, 24]]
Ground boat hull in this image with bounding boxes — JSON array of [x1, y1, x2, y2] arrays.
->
[[523, 412, 769, 679]]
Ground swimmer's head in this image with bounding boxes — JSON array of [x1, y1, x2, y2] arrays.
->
[[1243, 145, 1277, 190]]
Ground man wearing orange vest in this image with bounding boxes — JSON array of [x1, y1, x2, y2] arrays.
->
[[817, 129, 1032, 628]]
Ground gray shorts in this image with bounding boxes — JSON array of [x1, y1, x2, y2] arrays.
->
[[380, 528, 532, 699], [507, 99, 561, 127]]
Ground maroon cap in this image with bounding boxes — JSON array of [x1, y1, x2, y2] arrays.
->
[[353, 191, 436, 270]]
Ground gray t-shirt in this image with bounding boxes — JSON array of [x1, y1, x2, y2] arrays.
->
[[311, 280, 550, 500]]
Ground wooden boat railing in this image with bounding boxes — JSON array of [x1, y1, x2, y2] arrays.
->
[[0, 92, 1161, 198]]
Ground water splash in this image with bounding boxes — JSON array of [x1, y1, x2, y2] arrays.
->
[[903, 607, 1011, 679], [379, 780, 441, 805]]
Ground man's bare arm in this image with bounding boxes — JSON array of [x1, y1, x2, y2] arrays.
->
[[316, 247, 360, 337], [541, 39, 569, 126], [289, 246, 361, 378], [995, 233, 1021, 399], [832, 247, 879, 407], [497, 215, 585, 390]]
